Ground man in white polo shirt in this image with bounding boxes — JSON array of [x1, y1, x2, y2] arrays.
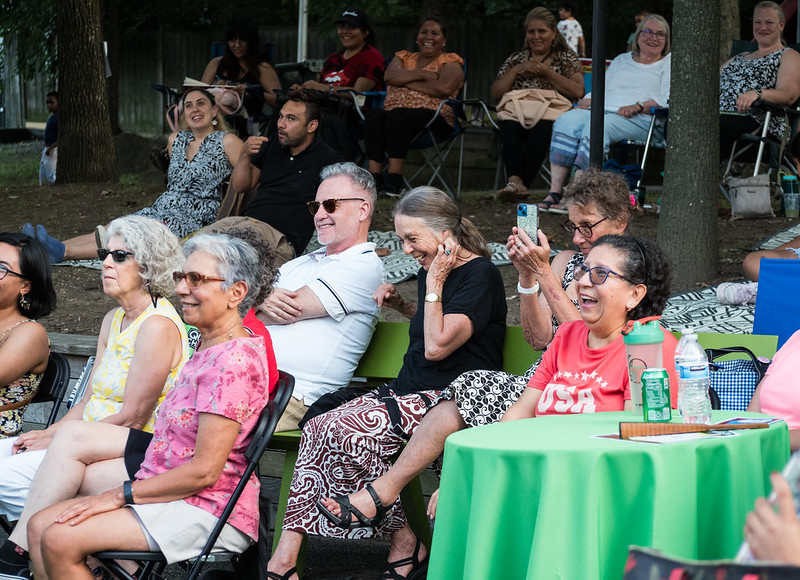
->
[[256, 162, 384, 431]]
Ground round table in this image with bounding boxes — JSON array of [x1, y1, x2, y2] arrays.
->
[[427, 411, 789, 580]]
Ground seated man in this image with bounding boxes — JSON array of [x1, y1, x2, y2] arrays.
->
[[256, 162, 385, 431], [208, 88, 344, 265]]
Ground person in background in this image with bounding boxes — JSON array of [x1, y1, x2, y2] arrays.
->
[[627, 8, 650, 52], [201, 16, 281, 136], [364, 15, 464, 197], [39, 92, 58, 186], [557, 2, 586, 58], [0, 233, 54, 439], [492, 7, 584, 201]]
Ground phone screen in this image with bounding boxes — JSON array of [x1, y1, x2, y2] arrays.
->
[[517, 203, 539, 245]]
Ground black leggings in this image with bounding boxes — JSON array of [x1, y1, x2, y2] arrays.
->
[[720, 113, 762, 161], [364, 107, 453, 162], [499, 119, 554, 187]]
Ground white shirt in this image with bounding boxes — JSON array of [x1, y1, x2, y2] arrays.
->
[[267, 242, 385, 405], [587, 51, 671, 112]]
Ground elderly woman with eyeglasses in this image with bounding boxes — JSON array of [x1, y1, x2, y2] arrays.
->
[[539, 13, 671, 210], [9, 232, 277, 580]]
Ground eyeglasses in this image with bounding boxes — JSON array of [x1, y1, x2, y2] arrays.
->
[[574, 263, 634, 285], [561, 217, 607, 239], [306, 198, 365, 215], [641, 29, 667, 40], [0, 264, 24, 280], [97, 248, 134, 263], [172, 271, 226, 288]]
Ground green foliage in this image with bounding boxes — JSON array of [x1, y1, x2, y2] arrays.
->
[[0, 0, 57, 79]]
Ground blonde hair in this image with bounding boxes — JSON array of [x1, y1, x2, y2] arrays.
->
[[632, 14, 671, 57]]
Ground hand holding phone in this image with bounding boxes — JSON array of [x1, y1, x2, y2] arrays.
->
[[516, 203, 539, 246]]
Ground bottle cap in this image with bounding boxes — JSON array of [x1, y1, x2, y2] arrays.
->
[[623, 318, 664, 344], [782, 175, 798, 181]]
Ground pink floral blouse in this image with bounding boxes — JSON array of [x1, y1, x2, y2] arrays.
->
[[135, 336, 270, 540]]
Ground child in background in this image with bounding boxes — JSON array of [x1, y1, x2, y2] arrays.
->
[[39, 91, 58, 185], [558, 2, 586, 58]]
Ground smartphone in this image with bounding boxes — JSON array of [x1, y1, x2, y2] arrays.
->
[[517, 203, 539, 245]]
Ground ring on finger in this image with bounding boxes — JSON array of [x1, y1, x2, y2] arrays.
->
[[444, 249, 451, 255], [517, 243, 523, 249]]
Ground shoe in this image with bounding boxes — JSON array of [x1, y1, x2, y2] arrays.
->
[[94, 225, 108, 250], [0, 572, 31, 579], [381, 538, 428, 580], [21, 223, 35, 238], [35, 225, 65, 263], [494, 181, 528, 202], [537, 192, 563, 212], [716, 282, 758, 305], [265, 566, 297, 580], [317, 483, 392, 529]]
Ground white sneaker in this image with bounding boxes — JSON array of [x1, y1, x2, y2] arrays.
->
[[716, 282, 758, 305]]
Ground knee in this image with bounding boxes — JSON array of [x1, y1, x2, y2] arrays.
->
[[39, 522, 81, 565], [743, 252, 763, 281]]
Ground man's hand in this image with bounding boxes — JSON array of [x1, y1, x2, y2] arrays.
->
[[257, 288, 304, 324], [241, 136, 269, 159]]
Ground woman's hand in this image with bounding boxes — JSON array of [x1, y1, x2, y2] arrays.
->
[[427, 488, 440, 520], [576, 97, 591, 109], [427, 237, 460, 287], [744, 472, 800, 565], [616, 103, 642, 118], [736, 89, 760, 113], [12, 430, 53, 453], [53, 488, 124, 527], [515, 59, 546, 79], [508, 227, 551, 280]]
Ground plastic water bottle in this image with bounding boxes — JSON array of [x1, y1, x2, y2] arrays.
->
[[675, 332, 712, 424], [674, 327, 693, 416]]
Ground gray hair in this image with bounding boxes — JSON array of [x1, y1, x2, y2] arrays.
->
[[106, 215, 183, 298], [182, 233, 262, 316], [632, 14, 671, 57], [320, 162, 377, 218]]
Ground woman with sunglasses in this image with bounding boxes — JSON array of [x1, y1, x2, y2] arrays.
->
[[0, 216, 190, 572], [540, 13, 670, 210], [25, 88, 244, 264], [7, 232, 277, 580], [0, 233, 55, 439]]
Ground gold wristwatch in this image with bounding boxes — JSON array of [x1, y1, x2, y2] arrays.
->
[[424, 292, 441, 303]]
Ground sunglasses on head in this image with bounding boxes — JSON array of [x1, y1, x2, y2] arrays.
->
[[172, 271, 226, 288], [97, 248, 134, 263], [306, 198, 365, 215]]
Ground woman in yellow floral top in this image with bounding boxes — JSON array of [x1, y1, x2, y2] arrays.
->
[[364, 15, 465, 196], [0, 233, 55, 439], [0, 216, 190, 527]]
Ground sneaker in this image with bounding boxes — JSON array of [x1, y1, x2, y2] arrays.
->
[[20, 223, 35, 238], [0, 572, 31, 579], [716, 282, 758, 305], [94, 224, 108, 250]]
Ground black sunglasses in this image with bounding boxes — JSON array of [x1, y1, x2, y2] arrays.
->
[[97, 248, 134, 263], [306, 198, 365, 215], [172, 271, 226, 288], [0, 264, 25, 280]]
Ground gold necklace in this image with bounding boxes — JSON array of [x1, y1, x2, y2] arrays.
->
[[199, 327, 243, 350]]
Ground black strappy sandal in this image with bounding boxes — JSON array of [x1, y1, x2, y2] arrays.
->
[[266, 566, 297, 580], [317, 483, 392, 529], [537, 191, 563, 211], [381, 539, 428, 580]]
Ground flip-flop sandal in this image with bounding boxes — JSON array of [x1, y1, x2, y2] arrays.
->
[[494, 181, 529, 202], [317, 483, 392, 529], [537, 192, 563, 212]]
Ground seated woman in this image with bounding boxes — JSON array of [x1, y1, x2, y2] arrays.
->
[[201, 16, 282, 136], [0, 216, 190, 574], [719, 1, 800, 161], [8, 233, 276, 580], [364, 16, 464, 196], [27, 88, 244, 263], [541, 13, 670, 210], [319, 234, 675, 539], [268, 186, 506, 580], [492, 7, 584, 201], [297, 8, 385, 161], [0, 233, 55, 438]]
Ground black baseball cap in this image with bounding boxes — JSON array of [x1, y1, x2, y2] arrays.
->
[[335, 9, 370, 29]]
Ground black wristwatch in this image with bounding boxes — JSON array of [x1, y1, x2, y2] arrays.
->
[[123, 479, 136, 505], [754, 87, 763, 96]]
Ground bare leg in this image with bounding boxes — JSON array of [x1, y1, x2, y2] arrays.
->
[[368, 160, 384, 175], [548, 163, 571, 195], [387, 158, 405, 175], [9, 421, 130, 550], [63, 232, 101, 261], [29, 501, 148, 580], [386, 524, 427, 578], [743, 242, 800, 281], [267, 530, 302, 580], [319, 400, 466, 522]]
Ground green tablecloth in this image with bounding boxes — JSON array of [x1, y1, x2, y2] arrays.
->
[[428, 411, 789, 580]]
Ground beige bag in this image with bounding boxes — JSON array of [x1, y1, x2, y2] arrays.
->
[[724, 174, 776, 219], [496, 89, 573, 129]]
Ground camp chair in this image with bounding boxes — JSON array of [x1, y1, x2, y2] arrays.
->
[[93, 370, 295, 580], [753, 258, 800, 349]]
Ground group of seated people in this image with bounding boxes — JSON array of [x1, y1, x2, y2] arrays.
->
[[2, 163, 800, 579]]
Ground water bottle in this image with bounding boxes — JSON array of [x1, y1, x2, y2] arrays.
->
[[674, 327, 693, 416], [623, 318, 664, 415], [675, 332, 712, 424]]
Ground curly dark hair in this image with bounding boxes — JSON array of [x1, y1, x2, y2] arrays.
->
[[210, 227, 278, 309], [592, 234, 671, 321]]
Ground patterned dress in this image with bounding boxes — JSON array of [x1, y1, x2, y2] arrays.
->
[[136, 130, 232, 238], [445, 252, 584, 426], [0, 320, 43, 438]]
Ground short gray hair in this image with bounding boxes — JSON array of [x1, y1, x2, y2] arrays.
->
[[182, 233, 262, 316], [107, 215, 183, 298], [320, 162, 377, 217]]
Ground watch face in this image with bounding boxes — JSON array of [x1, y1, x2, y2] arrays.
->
[[425, 292, 440, 302]]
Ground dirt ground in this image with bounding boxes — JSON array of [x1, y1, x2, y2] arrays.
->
[[1, 136, 795, 337]]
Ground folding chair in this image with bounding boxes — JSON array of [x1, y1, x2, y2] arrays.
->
[[753, 258, 800, 349], [93, 370, 295, 580]]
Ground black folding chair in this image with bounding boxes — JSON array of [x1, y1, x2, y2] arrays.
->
[[93, 370, 294, 580]]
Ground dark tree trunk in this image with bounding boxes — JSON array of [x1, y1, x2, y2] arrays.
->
[[104, 0, 122, 135], [57, 0, 118, 183], [657, 0, 720, 287], [720, 0, 740, 65]]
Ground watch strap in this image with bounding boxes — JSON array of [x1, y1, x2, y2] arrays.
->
[[123, 479, 136, 505]]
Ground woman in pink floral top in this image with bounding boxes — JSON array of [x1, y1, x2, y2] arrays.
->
[[16, 232, 279, 579]]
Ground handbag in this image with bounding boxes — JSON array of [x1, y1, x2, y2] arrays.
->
[[725, 174, 776, 218], [623, 546, 800, 579], [495, 88, 573, 129], [705, 346, 771, 411]]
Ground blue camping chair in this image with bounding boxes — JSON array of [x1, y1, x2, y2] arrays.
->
[[753, 258, 800, 348]]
